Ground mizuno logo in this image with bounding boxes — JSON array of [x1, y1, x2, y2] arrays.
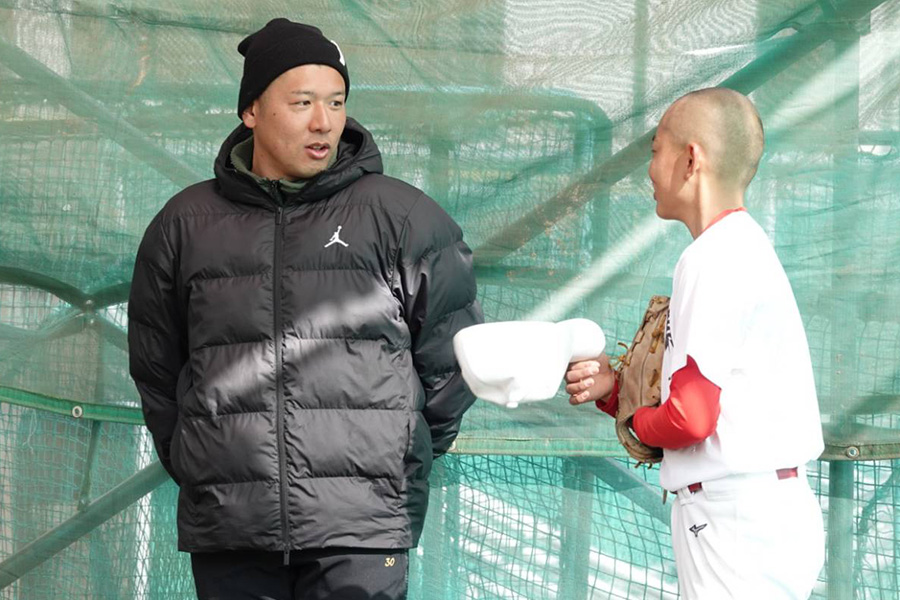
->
[[689, 523, 707, 538], [324, 225, 349, 248]]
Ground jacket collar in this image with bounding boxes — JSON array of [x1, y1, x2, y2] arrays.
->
[[213, 117, 384, 209], [229, 136, 312, 196]]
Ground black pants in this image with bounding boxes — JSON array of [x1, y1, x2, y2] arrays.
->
[[191, 548, 409, 600]]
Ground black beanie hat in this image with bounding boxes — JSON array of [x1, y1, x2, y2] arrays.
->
[[236, 18, 350, 117]]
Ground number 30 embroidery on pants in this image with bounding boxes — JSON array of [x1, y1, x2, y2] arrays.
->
[[384, 556, 396, 567]]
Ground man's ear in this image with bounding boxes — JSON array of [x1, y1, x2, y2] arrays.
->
[[241, 99, 259, 129]]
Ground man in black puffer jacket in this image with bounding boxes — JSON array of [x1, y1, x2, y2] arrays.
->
[[128, 18, 482, 600]]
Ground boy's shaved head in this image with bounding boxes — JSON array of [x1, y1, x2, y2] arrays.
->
[[660, 88, 764, 189]]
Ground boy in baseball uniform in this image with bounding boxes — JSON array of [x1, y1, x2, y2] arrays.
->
[[566, 88, 825, 599]]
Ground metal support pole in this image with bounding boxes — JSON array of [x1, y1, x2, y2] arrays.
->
[[585, 458, 670, 527], [893, 459, 900, 595], [584, 112, 613, 264], [827, 9, 863, 599], [76, 421, 103, 510], [444, 457, 462, 600], [632, 0, 649, 141], [418, 459, 446, 599], [422, 456, 462, 600], [559, 458, 595, 600], [827, 460, 855, 600], [0, 461, 169, 589]]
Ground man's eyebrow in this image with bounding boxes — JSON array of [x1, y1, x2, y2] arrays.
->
[[290, 90, 346, 98]]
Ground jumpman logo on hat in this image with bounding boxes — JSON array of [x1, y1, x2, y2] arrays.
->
[[324, 225, 349, 248]]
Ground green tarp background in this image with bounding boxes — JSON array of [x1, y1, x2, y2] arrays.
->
[[1, 0, 899, 598]]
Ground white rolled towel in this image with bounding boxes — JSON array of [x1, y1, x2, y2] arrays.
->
[[452, 319, 606, 408]]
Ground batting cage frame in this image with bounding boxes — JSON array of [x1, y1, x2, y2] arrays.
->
[[2, 0, 900, 598]]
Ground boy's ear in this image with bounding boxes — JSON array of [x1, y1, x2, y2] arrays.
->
[[685, 143, 700, 180]]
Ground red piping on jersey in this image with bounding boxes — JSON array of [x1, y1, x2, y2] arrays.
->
[[700, 206, 746, 235]]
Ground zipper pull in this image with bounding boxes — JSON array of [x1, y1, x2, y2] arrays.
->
[[283, 547, 290, 566], [271, 179, 285, 224]]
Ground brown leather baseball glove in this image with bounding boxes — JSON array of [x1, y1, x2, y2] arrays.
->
[[613, 295, 669, 465]]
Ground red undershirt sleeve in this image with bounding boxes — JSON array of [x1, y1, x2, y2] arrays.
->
[[596, 380, 619, 417], [625, 355, 721, 450]]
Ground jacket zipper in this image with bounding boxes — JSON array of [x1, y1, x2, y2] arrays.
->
[[271, 183, 290, 566]]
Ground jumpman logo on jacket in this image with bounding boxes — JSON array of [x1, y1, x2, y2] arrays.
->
[[324, 225, 349, 248]]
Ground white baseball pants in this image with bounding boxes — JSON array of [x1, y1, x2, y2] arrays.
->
[[670, 467, 825, 599]]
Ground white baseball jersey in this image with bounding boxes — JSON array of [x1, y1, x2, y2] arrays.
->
[[658, 211, 824, 492]]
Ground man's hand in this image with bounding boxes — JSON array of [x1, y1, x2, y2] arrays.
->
[[565, 353, 616, 405]]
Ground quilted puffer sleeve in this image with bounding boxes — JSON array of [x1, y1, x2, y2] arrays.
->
[[394, 194, 484, 457], [127, 213, 187, 483]]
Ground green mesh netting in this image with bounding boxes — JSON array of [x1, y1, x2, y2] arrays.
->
[[1, 0, 899, 598]]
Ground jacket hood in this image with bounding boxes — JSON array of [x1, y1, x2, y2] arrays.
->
[[213, 117, 384, 208]]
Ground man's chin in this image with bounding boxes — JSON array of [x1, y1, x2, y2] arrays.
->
[[289, 164, 328, 181]]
